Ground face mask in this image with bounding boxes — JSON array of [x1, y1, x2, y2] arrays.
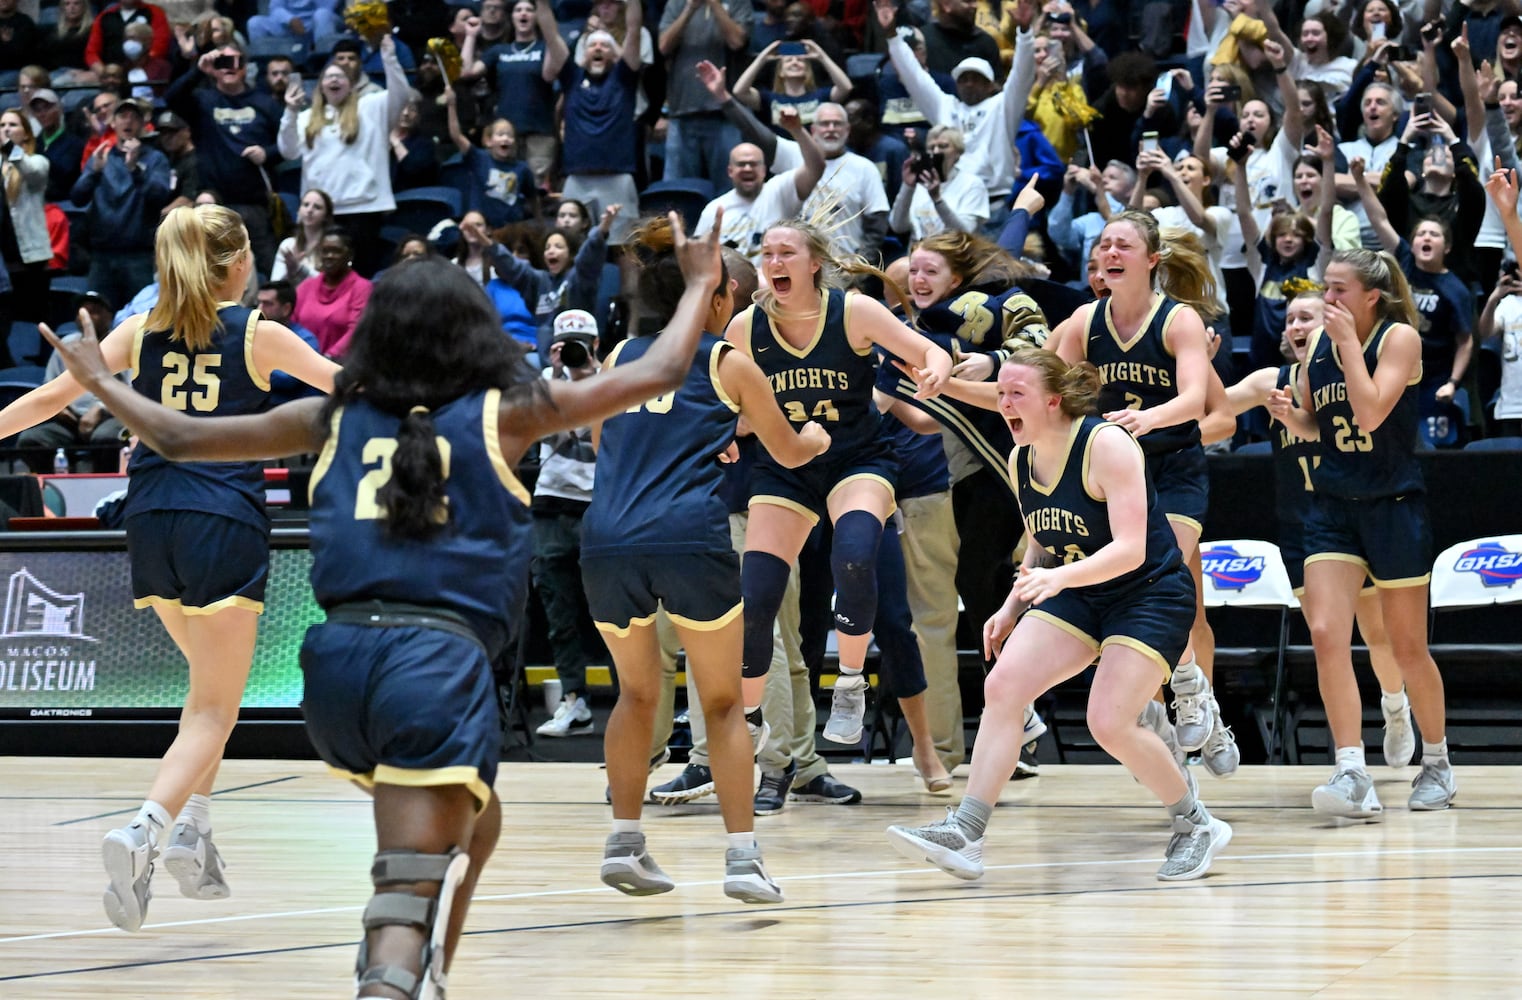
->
[[122, 39, 145, 60]]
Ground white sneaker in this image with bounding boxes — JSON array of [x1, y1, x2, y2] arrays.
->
[[161, 823, 230, 900], [102, 821, 159, 932], [1312, 767, 1383, 820], [1200, 716, 1240, 779], [537, 695, 594, 737], [822, 672, 868, 744], [1382, 694, 1416, 768], [1157, 814, 1232, 881], [1170, 663, 1218, 753]]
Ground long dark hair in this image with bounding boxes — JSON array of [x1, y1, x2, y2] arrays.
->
[[322, 258, 541, 538]]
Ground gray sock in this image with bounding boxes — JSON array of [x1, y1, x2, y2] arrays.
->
[[954, 796, 994, 840], [1167, 788, 1210, 826]]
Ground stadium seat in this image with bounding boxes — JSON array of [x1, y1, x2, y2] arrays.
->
[[7, 322, 44, 368], [248, 35, 309, 65], [1463, 436, 1522, 451], [1234, 440, 1272, 456], [47, 276, 92, 331], [845, 52, 883, 85], [640, 178, 715, 231], [1429, 534, 1522, 641], [274, 158, 303, 196], [391, 186, 464, 234]]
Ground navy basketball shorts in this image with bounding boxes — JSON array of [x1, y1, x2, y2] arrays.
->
[[749, 434, 898, 524], [582, 550, 743, 634], [1145, 444, 1209, 534], [1024, 561, 1196, 680], [299, 622, 499, 811], [1303, 491, 1434, 588], [125, 510, 270, 614]]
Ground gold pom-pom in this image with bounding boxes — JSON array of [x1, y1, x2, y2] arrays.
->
[[428, 37, 463, 85], [343, 0, 391, 37]]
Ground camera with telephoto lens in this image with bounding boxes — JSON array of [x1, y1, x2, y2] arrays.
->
[[559, 338, 591, 368]]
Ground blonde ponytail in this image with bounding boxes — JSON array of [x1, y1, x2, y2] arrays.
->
[[146, 205, 251, 351]]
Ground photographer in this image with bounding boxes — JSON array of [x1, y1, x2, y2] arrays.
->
[[533, 309, 605, 740], [1374, 100, 1486, 288], [1478, 258, 1522, 437], [889, 125, 988, 238]]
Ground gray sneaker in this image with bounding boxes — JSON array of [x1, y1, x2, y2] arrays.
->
[[649, 763, 715, 805], [822, 672, 868, 744], [1408, 760, 1457, 811], [1200, 716, 1240, 779], [754, 759, 797, 816], [1312, 768, 1383, 820], [1169, 663, 1218, 752], [1157, 814, 1232, 881], [600, 831, 674, 896], [102, 821, 159, 932], [161, 823, 230, 900], [1382, 697, 1416, 768], [885, 808, 985, 880], [723, 846, 782, 904], [1138, 699, 1185, 767]]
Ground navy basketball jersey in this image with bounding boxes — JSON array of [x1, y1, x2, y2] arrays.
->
[[307, 390, 533, 658], [1272, 362, 1319, 534], [1014, 416, 1181, 593], [125, 304, 273, 528], [738, 288, 880, 457], [583, 333, 738, 558], [1083, 293, 1201, 454], [1305, 320, 1424, 499], [914, 284, 1051, 360]]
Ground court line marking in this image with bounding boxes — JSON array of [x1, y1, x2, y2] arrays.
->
[[2, 843, 1519, 948], [3, 869, 1518, 982], [52, 777, 304, 826]]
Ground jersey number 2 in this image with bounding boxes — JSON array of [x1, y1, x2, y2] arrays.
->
[[161, 352, 222, 411], [355, 436, 454, 520]]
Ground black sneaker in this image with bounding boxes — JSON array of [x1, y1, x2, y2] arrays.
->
[[789, 772, 862, 804], [753, 759, 797, 816], [1012, 739, 1040, 780], [649, 763, 715, 805]]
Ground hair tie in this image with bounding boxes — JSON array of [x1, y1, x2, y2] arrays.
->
[[409, 405, 430, 415]]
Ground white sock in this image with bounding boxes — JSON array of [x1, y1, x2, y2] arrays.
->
[[726, 832, 755, 850], [840, 665, 863, 676], [176, 793, 212, 835], [1421, 740, 1449, 766], [612, 818, 641, 835], [1381, 689, 1409, 713], [131, 801, 170, 845], [1335, 745, 1367, 773]]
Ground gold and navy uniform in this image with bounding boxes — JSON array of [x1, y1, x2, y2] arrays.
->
[[123, 304, 275, 613], [1015, 416, 1194, 676], [1083, 293, 1201, 455], [1083, 293, 1208, 528], [1302, 322, 1432, 587], [1272, 362, 1320, 591], [301, 389, 534, 808], [581, 333, 744, 633], [1304, 321, 1423, 500], [737, 288, 896, 521], [125, 304, 272, 528], [307, 390, 534, 659], [878, 283, 1051, 494]]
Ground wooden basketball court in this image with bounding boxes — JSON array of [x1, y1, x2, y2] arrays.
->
[[3, 758, 1519, 998]]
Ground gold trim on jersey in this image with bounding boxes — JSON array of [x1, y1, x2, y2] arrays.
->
[[594, 612, 660, 637], [668, 601, 744, 632], [826, 473, 897, 517], [710, 340, 739, 413], [243, 310, 271, 392], [1304, 551, 1370, 572], [133, 594, 265, 615], [1165, 512, 1203, 534], [738, 305, 756, 356], [1024, 609, 1100, 651], [775, 289, 828, 360], [1103, 292, 1167, 353], [1158, 302, 1181, 359], [308, 405, 344, 504], [1101, 634, 1173, 680], [483, 388, 531, 505], [1369, 571, 1432, 589], [749, 493, 820, 525], [364, 764, 493, 813], [602, 338, 631, 369], [1081, 422, 1141, 503], [1025, 416, 1085, 497]]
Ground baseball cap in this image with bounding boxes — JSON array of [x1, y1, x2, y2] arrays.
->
[[154, 110, 189, 132], [1502, 14, 1522, 33], [76, 289, 114, 311], [552, 309, 598, 342], [114, 97, 150, 117], [950, 57, 995, 82], [28, 88, 60, 107]]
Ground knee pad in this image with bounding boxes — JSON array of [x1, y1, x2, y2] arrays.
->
[[831, 510, 882, 637], [741, 551, 791, 679], [357, 847, 470, 1000]]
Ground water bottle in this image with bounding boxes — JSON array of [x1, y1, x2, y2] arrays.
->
[[52, 448, 69, 475]]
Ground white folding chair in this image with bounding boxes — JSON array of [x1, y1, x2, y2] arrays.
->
[[1429, 534, 1522, 629], [1199, 540, 1300, 763]]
